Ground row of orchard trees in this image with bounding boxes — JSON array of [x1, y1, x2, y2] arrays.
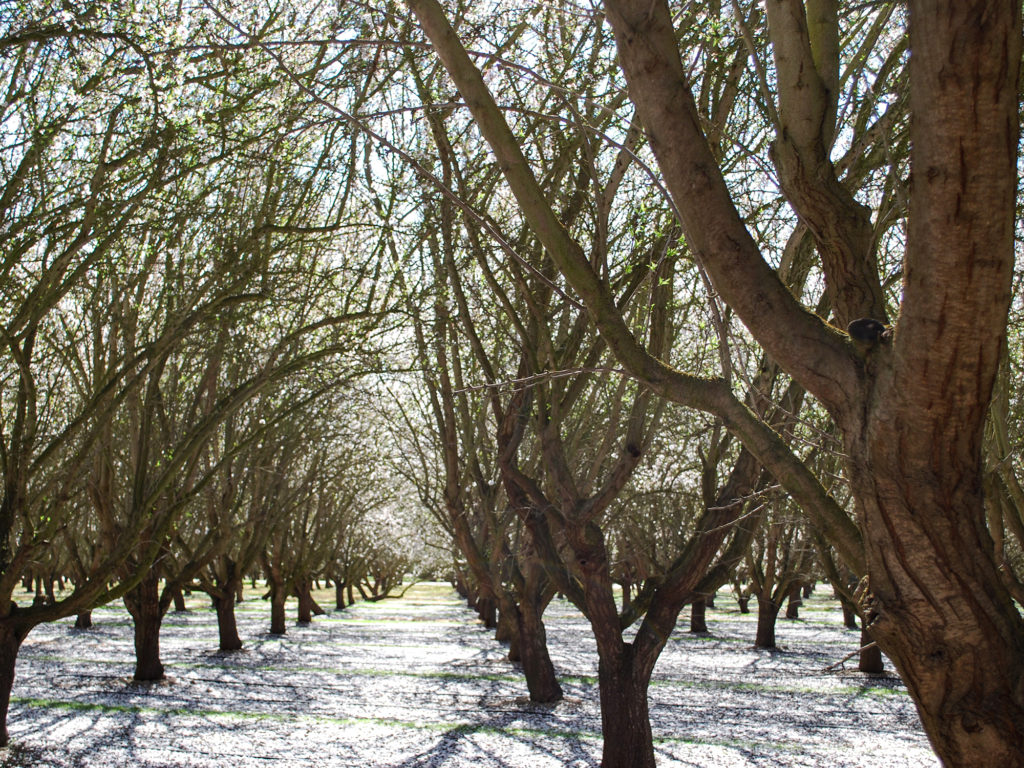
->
[[373, 2, 1024, 768], [0, 0, 421, 744], [3, 1, 1024, 767]]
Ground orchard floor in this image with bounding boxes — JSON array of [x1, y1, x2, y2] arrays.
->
[[3, 583, 937, 768]]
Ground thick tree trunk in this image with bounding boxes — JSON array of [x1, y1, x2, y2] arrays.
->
[[689, 599, 708, 633], [737, 595, 750, 613], [74, 611, 92, 630], [754, 594, 780, 650], [213, 592, 242, 651], [853, 457, 1024, 765], [597, 652, 655, 768], [516, 601, 562, 703], [126, 575, 165, 681]]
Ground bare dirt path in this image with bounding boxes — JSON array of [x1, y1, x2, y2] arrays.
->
[[1, 584, 937, 767]]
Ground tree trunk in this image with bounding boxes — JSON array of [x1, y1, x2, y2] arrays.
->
[[213, 592, 242, 651], [495, 606, 515, 644], [335, 581, 347, 610], [235, 581, 244, 603], [267, 568, 287, 635], [270, 594, 286, 635], [784, 585, 801, 619], [74, 611, 92, 630], [516, 601, 562, 703], [850, 452, 1024, 763], [839, 598, 858, 629], [737, 595, 750, 613], [689, 599, 708, 633], [705, 591, 716, 608], [597, 651, 655, 768], [126, 575, 165, 681], [859, 625, 884, 674], [476, 596, 497, 629], [295, 579, 314, 624], [171, 588, 187, 612], [754, 594, 780, 650], [0, 621, 29, 747]]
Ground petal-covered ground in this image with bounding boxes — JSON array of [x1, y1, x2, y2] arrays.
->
[[3, 584, 937, 767]]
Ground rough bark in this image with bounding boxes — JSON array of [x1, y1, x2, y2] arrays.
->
[[596, 649, 656, 768]]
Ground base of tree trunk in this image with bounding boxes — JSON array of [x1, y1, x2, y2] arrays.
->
[[840, 600, 858, 629], [689, 599, 708, 633], [597, 658, 656, 768], [214, 594, 243, 651], [270, 596, 287, 635], [785, 585, 801, 619], [518, 607, 561, 703], [755, 597, 780, 649], [858, 626, 884, 674], [74, 611, 93, 630]]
